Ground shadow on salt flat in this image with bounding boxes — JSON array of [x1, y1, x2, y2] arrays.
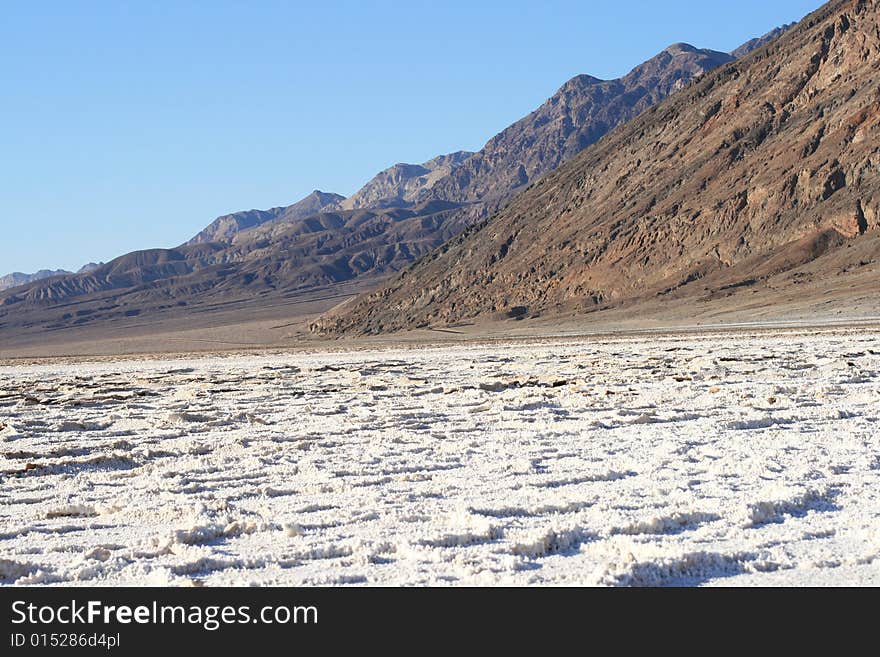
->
[[742, 486, 841, 528], [597, 551, 759, 587]]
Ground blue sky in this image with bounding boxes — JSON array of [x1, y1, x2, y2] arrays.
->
[[1, 0, 823, 274]]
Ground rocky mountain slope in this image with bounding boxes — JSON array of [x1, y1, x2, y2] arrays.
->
[[191, 35, 781, 246], [317, 0, 879, 335]]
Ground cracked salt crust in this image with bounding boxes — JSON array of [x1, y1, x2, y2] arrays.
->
[[1, 329, 879, 586]]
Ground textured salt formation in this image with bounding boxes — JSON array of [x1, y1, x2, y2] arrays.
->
[[1, 329, 879, 586]]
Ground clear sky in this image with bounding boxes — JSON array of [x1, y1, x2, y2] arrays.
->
[[1, 0, 823, 274]]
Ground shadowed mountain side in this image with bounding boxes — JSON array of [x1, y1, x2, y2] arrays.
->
[[315, 0, 880, 335], [0, 201, 468, 338]]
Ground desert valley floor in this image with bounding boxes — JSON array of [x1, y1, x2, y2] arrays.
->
[[2, 328, 879, 586]]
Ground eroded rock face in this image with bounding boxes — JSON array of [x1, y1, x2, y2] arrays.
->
[[319, 0, 880, 335]]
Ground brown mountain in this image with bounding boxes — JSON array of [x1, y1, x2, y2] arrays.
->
[[0, 30, 793, 346], [316, 0, 880, 335]]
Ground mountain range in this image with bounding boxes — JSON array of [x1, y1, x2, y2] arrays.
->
[[0, 19, 815, 349], [316, 0, 879, 335], [0, 263, 102, 292]]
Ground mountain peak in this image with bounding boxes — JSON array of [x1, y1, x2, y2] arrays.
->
[[77, 262, 104, 274], [730, 23, 796, 58], [560, 73, 605, 90], [664, 42, 699, 54], [310, 189, 343, 199]]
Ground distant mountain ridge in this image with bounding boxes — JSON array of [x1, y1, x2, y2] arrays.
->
[[188, 190, 345, 245], [185, 152, 475, 246], [0, 270, 71, 292], [730, 22, 796, 58], [0, 263, 104, 292], [339, 151, 474, 211]]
